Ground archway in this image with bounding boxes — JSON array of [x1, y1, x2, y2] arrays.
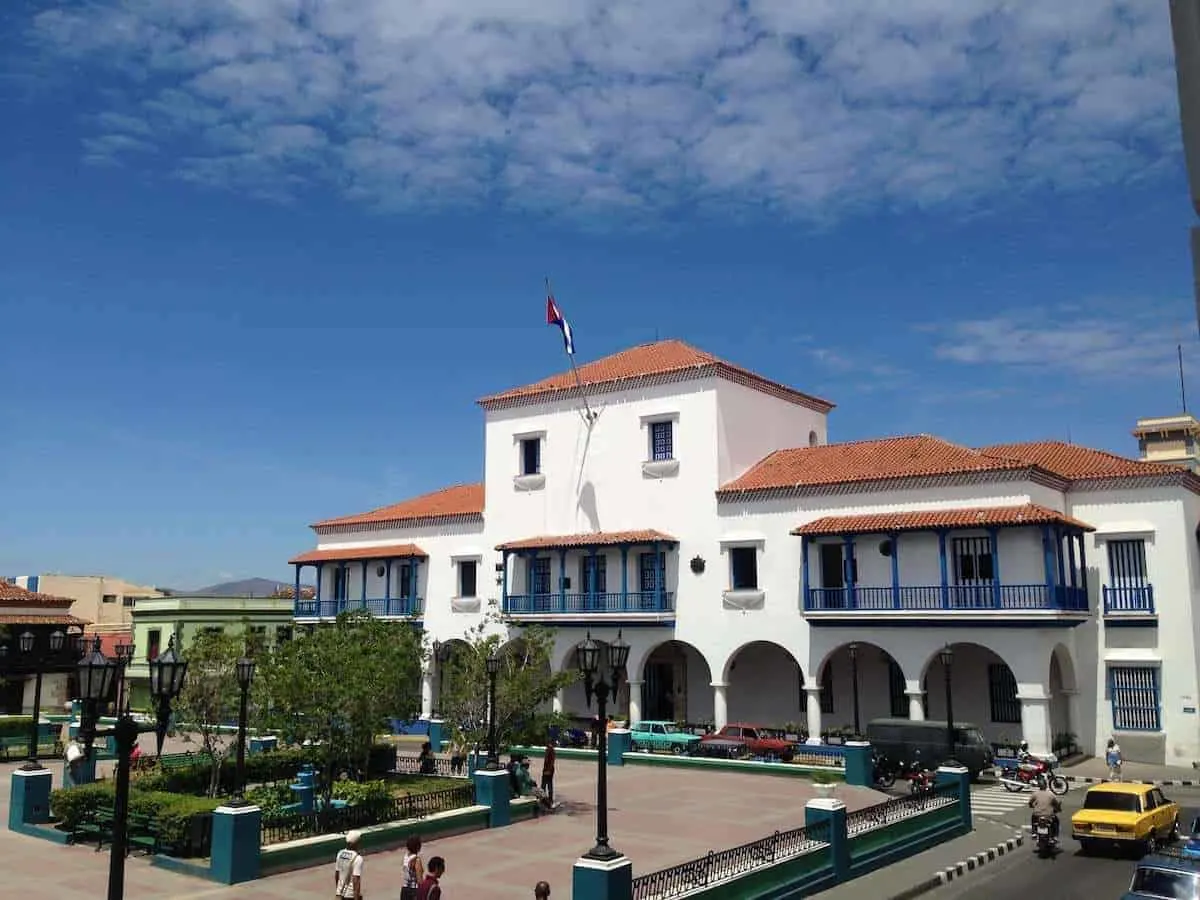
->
[[921, 642, 1021, 744], [433, 638, 473, 716], [723, 641, 804, 729], [818, 642, 908, 737], [1048, 644, 1078, 756], [559, 641, 630, 722], [640, 640, 714, 727]]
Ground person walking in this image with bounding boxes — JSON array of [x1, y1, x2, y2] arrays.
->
[[541, 737, 556, 805], [1105, 738, 1123, 781], [401, 834, 425, 900], [416, 855, 446, 899], [534, 881, 551, 899], [334, 830, 364, 900]]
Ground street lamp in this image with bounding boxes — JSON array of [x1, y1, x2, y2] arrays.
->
[[231, 653, 256, 805], [114, 641, 135, 715], [76, 635, 188, 900], [847, 642, 861, 739], [18, 628, 65, 770], [939, 644, 956, 764], [149, 636, 189, 757], [575, 630, 630, 861], [485, 651, 501, 769]]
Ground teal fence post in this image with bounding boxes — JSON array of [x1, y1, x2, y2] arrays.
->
[[209, 804, 262, 884], [428, 719, 445, 753], [473, 768, 512, 828], [841, 742, 872, 787], [9, 769, 53, 829], [607, 728, 631, 767], [805, 798, 849, 882], [572, 854, 633, 900], [935, 764, 972, 832]]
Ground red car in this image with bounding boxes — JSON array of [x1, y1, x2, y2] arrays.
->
[[698, 724, 796, 761]]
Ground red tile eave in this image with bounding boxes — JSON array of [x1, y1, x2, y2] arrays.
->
[[790, 504, 1094, 537], [496, 529, 679, 551], [309, 483, 486, 530], [289, 543, 428, 564], [0, 614, 88, 626], [0, 582, 75, 609]]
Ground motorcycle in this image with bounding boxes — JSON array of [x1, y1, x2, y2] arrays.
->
[[1032, 815, 1058, 856], [1000, 757, 1068, 795], [908, 765, 936, 795], [872, 753, 902, 788]]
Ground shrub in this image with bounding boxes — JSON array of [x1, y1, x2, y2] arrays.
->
[[50, 782, 115, 829], [0, 716, 34, 739], [332, 779, 394, 805], [244, 783, 294, 816], [49, 783, 222, 856]]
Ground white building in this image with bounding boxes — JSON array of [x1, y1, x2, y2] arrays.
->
[[289, 339, 1200, 767]]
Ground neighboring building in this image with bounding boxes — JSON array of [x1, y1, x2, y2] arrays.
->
[[288, 338, 1200, 766], [1133, 414, 1200, 472], [125, 595, 294, 710], [7, 574, 166, 632], [0, 582, 88, 715]]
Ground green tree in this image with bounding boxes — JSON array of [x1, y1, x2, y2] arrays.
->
[[256, 611, 423, 812], [174, 629, 247, 797], [439, 616, 579, 753]]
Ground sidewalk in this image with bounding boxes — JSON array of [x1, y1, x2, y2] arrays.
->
[[1060, 756, 1200, 786], [810, 820, 1022, 900]]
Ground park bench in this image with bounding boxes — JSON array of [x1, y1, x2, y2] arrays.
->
[[126, 813, 161, 855], [71, 806, 115, 850], [0, 735, 62, 761], [157, 751, 212, 771]]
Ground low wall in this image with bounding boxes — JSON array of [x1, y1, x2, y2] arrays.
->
[[510, 745, 847, 781]]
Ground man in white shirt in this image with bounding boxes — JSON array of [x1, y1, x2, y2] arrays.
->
[[334, 830, 364, 899]]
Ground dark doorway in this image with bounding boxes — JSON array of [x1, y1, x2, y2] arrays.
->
[[644, 661, 674, 720], [820, 543, 846, 607]]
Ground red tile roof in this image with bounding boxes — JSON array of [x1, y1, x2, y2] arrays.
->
[[496, 529, 677, 551], [0, 582, 74, 609], [979, 441, 1184, 481], [289, 543, 428, 565], [83, 629, 134, 657], [719, 435, 1030, 495], [477, 339, 834, 413], [312, 483, 484, 531], [0, 614, 88, 626], [791, 503, 1093, 536]]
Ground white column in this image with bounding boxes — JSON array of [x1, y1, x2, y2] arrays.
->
[[626, 681, 643, 725], [906, 682, 926, 721], [552, 689, 564, 715], [805, 686, 823, 740], [712, 682, 729, 730], [1017, 686, 1053, 757], [420, 668, 434, 719]]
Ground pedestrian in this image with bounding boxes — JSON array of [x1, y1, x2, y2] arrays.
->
[[401, 834, 424, 900], [1106, 738, 1123, 781], [334, 830, 364, 900], [534, 881, 551, 899], [449, 735, 466, 776], [418, 740, 436, 775], [541, 736, 556, 805], [416, 855, 446, 899]]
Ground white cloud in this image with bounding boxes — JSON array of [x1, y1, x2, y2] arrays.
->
[[22, 0, 1180, 217]]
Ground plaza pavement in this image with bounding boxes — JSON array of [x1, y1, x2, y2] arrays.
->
[[0, 750, 887, 899]]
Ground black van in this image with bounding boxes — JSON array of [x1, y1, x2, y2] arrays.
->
[[864, 718, 994, 780]]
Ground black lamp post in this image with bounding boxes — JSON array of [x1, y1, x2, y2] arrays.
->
[[939, 644, 956, 763], [114, 641, 135, 713], [77, 634, 188, 900], [847, 642, 861, 739], [231, 653, 256, 805], [485, 651, 501, 769], [576, 630, 630, 861], [19, 628, 65, 769], [150, 637, 188, 757]]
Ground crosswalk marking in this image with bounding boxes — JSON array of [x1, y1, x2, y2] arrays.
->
[[970, 782, 1069, 818]]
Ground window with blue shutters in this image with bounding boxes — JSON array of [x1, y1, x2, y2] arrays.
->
[[398, 563, 413, 598], [580, 555, 608, 594], [638, 552, 665, 592], [520, 437, 541, 476], [1110, 666, 1161, 731], [649, 420, 674, 461], [1107, 540, 1148, 587], [987, 664, 1021, 724], [528, 557, 552, 595]]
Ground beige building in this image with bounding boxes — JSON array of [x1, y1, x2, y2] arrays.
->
[[9, 574, 165, 632], [1133, 414, 1200, 472]]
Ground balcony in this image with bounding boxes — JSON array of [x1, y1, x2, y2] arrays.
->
[[294, 597, 424, 620], [804, 584, 1088, 618], [1102, 585, 1156, 623], [503, 590, 675, 623]]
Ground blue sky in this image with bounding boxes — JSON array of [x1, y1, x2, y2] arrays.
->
[[0, 1, 1195, 590]]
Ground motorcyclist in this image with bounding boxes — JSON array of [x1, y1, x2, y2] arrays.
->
[[1028, 775, 1062, 842], [1016, 740, 1045, 779]]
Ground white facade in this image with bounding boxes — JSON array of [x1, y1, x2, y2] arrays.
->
[[291, 341, 1200, 767]]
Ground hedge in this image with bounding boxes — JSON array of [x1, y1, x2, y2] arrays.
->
[[0, 716, 35, 739], [49, 782, 222, 856]]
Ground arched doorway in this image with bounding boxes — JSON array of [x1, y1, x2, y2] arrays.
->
[[641, 640, 713, 726], [921, 642, 1021, 744], [723, 641, 804, 728], [433, 638, 473, 716], [818, 642, 908, 737], [1049, 644, 1077, 756]]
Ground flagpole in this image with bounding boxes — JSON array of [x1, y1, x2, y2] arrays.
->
[[546, 277, 596, 424]]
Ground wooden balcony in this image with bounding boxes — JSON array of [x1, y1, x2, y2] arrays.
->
[[802, 583, 1089, 626], [503, 590, 675, 624]]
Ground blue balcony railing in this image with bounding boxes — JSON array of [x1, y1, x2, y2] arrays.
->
[[294, 597, 424, 618], [1102, 585, 1155, 615], [504, 591, 675, 615], [803, 584, 1088, 613]]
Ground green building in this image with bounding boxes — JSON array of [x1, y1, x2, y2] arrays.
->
[[126, 595, 294, 710]]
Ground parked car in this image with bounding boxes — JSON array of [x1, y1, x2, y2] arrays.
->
[[864, 718, 993, 780], [629, 721, 701, 754], [698, 724, 795, 761], [1121, 848, 1200, 898], [1071, 782, 1181, 857]]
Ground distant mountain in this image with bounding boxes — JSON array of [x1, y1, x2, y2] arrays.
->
[[190, 577, 298, 597]]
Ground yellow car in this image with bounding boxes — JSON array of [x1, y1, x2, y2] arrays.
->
[[1071, 782, 1181, 856]]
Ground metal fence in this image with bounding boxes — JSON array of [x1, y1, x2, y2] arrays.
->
[[631, 821, 830, 900], [260, 783, 476, 846], [844, 780, 959, 837], [393, 754, 469, 778]]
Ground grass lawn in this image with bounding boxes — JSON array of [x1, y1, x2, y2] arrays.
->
[[386, 775, 467, 796]]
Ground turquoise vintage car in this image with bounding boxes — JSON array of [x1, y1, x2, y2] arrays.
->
[[629, 720, 702, 754]]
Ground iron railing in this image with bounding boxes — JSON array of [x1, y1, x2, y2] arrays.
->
[[294, 597, 424, 618], [631, 821, 829, 900], [259, 783, 476, 846], [805, 584, 1088, 612], [844, 780, 959, 837], [393, 754, 468, 778], [504, 591, 675, 615], [1102, 585, 1155, 614]]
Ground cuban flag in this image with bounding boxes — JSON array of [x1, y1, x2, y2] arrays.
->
[[546, 294, 576, 356]]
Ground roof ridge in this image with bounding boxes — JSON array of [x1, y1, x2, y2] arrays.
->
[[980, 439, 1180, 475]]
